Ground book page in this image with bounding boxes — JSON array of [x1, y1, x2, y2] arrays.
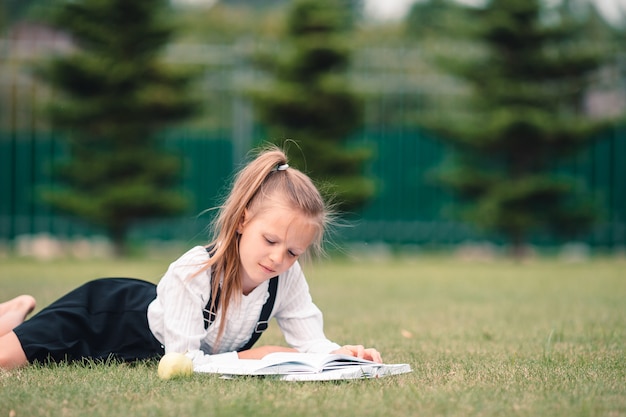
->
[[259, 352, 375, 372], [195, 352, 412, 380]]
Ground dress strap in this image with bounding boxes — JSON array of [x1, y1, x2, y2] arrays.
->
[[238, 276, 278, 352], [202, 246, 279, 351]]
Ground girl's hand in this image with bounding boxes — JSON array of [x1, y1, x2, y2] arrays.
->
[[237, 345, 297, 360], [332, 345, 383, 363]]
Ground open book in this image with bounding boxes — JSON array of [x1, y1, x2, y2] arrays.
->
[[194, 352, 412, 381]]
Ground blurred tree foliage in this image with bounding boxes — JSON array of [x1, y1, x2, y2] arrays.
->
[[0, 0, 36, 30], [221, 0, 364, 25], [35, 0, 200, 256], [0, 3, 6, 32], [407, 0, 622, 258], [247, 0, 375, 213], [175, 3, 279, 42], [406, 0, 474, 39], [175, 0, 363, 42]]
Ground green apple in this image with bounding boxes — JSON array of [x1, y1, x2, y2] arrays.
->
[[157, 352, 193, 380]]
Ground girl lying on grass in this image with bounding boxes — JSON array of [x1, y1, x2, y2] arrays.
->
[[0, 146, 381, 370]]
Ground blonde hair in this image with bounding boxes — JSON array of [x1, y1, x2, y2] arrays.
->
[[204, 145, 331, 345]]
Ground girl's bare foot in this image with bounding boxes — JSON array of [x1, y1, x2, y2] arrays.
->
[[0, 295, 36, 335]]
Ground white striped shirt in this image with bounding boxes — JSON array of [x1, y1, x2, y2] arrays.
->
[[147, 246, 340, 368]]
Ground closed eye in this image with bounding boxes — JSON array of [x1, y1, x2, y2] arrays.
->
[[265, 236, 300, 257]]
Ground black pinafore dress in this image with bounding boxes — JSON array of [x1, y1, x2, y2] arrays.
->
[[13, 278, 164, 364]]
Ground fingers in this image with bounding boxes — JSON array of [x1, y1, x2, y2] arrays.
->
[[344, 344, 365, 358], [366, 348, 383, 363], [339, 345, 383, 363]]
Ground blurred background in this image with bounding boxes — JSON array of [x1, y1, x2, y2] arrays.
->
[[1, 0, 625, 260]]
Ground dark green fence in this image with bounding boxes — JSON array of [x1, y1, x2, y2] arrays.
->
[[1, 126, 625, 250], [345, 125, 626, 248]]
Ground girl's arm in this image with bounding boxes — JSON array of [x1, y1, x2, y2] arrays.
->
[[238, 345, 382, 362], [272, 263, 383, 362], [237, 345, 297, 359], [147, 247, 219, 361], [272, 263, 341, 353]]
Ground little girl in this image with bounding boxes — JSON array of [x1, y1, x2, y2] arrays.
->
[[0, 146, 381, 370]]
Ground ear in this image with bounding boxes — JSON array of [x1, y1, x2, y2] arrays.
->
[[237, 209, 248, 234]]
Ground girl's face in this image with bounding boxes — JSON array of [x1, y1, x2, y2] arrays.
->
[[238, 202, 317, 295]]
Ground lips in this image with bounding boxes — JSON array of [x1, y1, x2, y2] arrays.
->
[[260, 264, 275, 274]]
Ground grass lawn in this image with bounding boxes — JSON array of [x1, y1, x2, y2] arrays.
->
[[1, 252, 625, 417]]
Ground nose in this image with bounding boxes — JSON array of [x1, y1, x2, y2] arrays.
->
[[269, 246, 284, 266]]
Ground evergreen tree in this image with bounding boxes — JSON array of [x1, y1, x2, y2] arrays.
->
[[37, 0, 199, 256], [406, 0, 472, 40], [248, 0, 374, 213], [413, 0, 617, 257], [220, 0, 363, 23]]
